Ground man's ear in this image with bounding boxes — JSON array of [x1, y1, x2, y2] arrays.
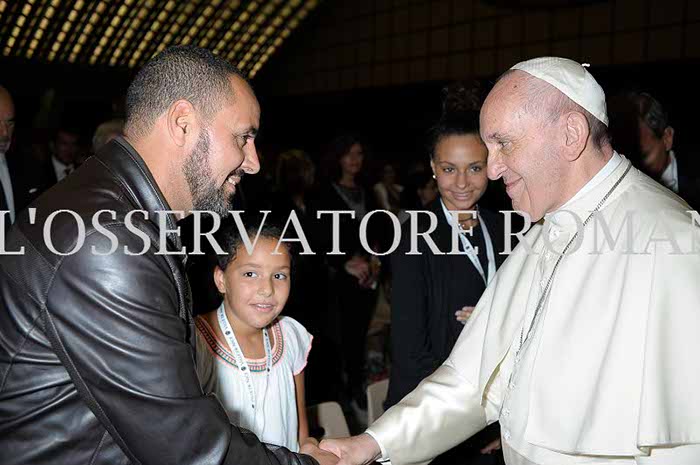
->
[[663, 126, 674, 152], [213, 266, 227, 294], [167, 99, 196, 148], [562, 111, 588, 161]]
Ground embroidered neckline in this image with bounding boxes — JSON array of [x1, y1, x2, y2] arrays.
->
[[196, 316, 284, 372]]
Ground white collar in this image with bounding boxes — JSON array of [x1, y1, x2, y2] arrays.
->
[[543, 152, 625, 237], [659, 150, 679, 193], [52, 155, 71, 171], [560, 151, 623, 210], [439, 198, 478, 229]]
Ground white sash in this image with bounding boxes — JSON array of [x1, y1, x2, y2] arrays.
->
[[217, 304, 272, 434], [440, 200, 496, 285]]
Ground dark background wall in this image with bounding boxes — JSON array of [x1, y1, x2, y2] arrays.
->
[[1, 0, 698, 171], [252, 0, 700, 165], [257, 0, 700, 95]]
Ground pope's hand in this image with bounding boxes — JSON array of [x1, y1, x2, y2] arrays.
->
[[455, 306, 475, 325], [480, 438, 501, 454], [319, 433, 381, 465], [300, 440, 340, 465]]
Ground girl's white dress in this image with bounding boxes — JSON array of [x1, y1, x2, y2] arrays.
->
[[195, 315, 312, 452]]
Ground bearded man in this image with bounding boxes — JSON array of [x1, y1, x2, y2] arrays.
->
[[0, 46, 336, 465], [320, 57, 700, 465]]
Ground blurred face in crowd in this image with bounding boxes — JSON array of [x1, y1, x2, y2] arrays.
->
[[53, 130, 81, 165], [183, 75, 260, 216], [431, 133, 488, 212], [0, 87, 15, 154], [639, 120, 673, 177], [382, 164, 397, 185], [340, 143, 364, 179], [214, 237, 291, 333], [418, 177, 439, 207], [482, 71, 565, 221], [102, 131, 122, 149]]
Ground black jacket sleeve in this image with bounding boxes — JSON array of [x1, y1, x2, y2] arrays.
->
[[385, 232, 440, 408], [45, 225, 316, 465]]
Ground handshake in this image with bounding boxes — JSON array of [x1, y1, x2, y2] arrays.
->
[[300, 433, 382, 465]]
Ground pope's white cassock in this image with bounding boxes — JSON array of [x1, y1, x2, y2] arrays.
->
[[367, 152, 700, 465]]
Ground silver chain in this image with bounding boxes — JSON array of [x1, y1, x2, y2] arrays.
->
[[516, 163, 632, 358]]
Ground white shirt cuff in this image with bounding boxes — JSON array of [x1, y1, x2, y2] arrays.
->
[[364, 428, 390, 463]]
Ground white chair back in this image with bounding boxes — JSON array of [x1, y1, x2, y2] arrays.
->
[[307, 401, 350, 439], [366, 378, 389, 425]]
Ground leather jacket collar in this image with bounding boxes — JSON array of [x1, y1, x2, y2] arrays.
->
[[96, 136, 185, 261]]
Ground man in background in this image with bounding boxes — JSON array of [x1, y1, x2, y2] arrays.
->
[[0, 85, 53, 231], [0, 85, 16, 232], [48, 126, 81, 181], [608, 91, 700, 209], [92, 118, 124, 154]]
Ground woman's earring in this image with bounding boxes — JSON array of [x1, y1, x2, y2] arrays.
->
[[432, 174, 436, 179]]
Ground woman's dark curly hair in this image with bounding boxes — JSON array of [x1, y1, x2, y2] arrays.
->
[[428, 82, 482, 158]]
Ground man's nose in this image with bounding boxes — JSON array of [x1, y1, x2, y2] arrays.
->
[[242, 144, 260, 175], [487, 151, 506, 180]]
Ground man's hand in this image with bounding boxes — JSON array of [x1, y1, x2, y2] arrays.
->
[[344, 256, 370, 284], [301, 440, 340, 465], [319, 433, 381, 465]]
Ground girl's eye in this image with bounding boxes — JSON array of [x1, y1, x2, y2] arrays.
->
[[274, 273, 288, 280], [471, 165, 483, 173], [443, 167, 454, 173], [243, 271, 258, 278]]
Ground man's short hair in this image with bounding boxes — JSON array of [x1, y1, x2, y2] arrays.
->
[[124, 45, 243, 139], [628, 92, 670, 139]]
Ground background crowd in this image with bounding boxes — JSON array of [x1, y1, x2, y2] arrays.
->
[[1, 66, 699, 464]]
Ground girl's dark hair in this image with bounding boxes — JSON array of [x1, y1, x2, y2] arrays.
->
[[428, 83, 482, 158], [214, 212, 293, 271]]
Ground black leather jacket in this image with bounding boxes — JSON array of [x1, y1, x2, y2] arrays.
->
[[0, 138, 317, 465]]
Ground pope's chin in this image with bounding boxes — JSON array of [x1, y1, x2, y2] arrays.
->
[[508, 196, 535, 221], [513, 200, 541, 222]]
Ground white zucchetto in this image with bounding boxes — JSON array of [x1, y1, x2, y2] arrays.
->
[[511, 56, 608, 126]]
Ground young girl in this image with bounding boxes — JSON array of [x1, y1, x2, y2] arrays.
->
[[195, 218, 313, 452]]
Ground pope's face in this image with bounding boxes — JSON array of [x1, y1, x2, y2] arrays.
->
[[481, 73, 562, 222]]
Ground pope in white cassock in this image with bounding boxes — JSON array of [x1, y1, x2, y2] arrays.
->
[[320, 57, 700, 465]]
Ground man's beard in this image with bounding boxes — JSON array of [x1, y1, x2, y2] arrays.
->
[[183, 129, 236, 217]]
